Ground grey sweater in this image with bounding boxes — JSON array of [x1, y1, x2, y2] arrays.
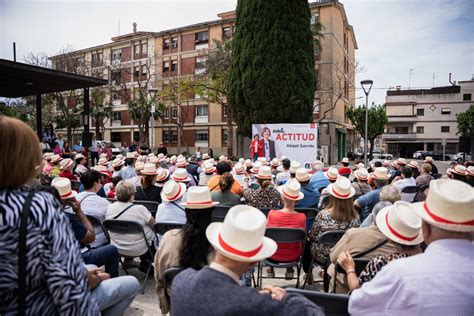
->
[[171, 266, 324, 316]]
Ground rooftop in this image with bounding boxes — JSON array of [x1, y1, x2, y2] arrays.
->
[[386, 85, 461, 96]]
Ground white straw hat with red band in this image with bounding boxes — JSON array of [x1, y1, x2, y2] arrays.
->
[[376, 201, 424, 245], [382, 160, 390, 167], [295, 168, 310, 182], [278, 179, 304, 201], [341, 157, 349, 164], [161, 180, 186, 202], [324, 167, 339, 181], [126, 152, 136, 159], [254, 165, 274, 179], [203, 162, 216, 174], [98, 157, 109, 166], [50, 154, 62, 164], [169, 155, 177, 164], [134, 161, 145, 171], [289, 161, 301, 174], [149, 156, 159, 164], [51, 177, 77, 200], [206, 205, 277, 262], [176, 157, 188, 168], [408, 160, 419, 169], [250, 161, 262, 174], [397, 158, 407, 166], [202, 153, 210, 160], [257, 157, 268, 165], [354, 167, 369, 181], [93, 165, 110, 176], [233, 162, 245, 174], [372, 167, 389, 180], [467, 166, 474, 177], [112, 158, 124, 168], [156, 168, 170, 182], [181, 186, 219, 209], [413, 179, 474, 232], [171, 168, 191, 182], [244, 159, 253, 168], [60, 158, 73, 170], [451, 164, 467, 176], [75, 153, 85, 160], [326, 176, 355, 200], [270, 158, 280, 167], [141, 163, 159, 175]]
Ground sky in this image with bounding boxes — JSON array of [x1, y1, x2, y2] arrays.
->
[[1, 0, 473, 105]]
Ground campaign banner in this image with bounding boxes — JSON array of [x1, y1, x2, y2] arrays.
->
[[251, 123, 318, 168]]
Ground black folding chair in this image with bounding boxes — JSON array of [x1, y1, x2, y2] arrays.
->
[[162, 267, 183, 302], [154, 222, 184, 247], [134, 200, 159, 217], [295, 208, 318, 232], [85, 214, 110, 243], [400, 185, 419, 203], [333, 258, 370, 293], [211, 205, 232, 222], [286, 288, 350, 316], [102, 219, 155, 294], [257, 228, 307, 289], [71, 180, 82, 191]]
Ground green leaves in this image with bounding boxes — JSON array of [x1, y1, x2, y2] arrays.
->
[[456, 104, 474, 136]]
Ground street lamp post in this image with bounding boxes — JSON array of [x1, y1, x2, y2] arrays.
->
[[148, 88, 158, 152], [360, 79, 373, 166]]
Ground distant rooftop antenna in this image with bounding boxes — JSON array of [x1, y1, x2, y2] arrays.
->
[[449, 73, 456, 86], [432, 72, 437, 87], [408, 68, 415, 89], [133, 22, 137, 33]]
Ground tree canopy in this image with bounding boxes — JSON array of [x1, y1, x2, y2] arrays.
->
[[456, 104, 474, 136], [228, 0, 316, 136]]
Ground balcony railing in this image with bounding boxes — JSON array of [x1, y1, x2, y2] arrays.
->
[[382, 133, 416, 140]]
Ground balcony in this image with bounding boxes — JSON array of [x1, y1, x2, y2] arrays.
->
[[382, 133, 417, 141], [195, 115, 208, 124]]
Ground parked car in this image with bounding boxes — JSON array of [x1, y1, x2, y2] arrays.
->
[[424, 151, 450, 161], [97, 140, 121, 156], [453, 152, 472, 162], [413, 151, 429, 159], [373, 152, 394, 160]]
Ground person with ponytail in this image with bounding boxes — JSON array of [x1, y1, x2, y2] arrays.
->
[[211, 173, 241, 206]]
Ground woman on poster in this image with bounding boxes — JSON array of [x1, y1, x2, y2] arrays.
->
[[250, 134, 263, 162]]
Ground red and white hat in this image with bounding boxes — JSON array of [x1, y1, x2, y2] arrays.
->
[[75, 153, 85, 160], [289, 161, 301, 174], [423, 156, 434, 163], [376, 201, 424, 245], [60, 158, 73, 170], [327, 176, 355, 200], [254, 165, 274, 180], [354, 167, 369, 181], [141, 163, 159, 175], [50, 154, 62, 164], [278, 179, 304, 201], [467, 166, 474, 177], [43, 152, 54, 161], [244, 159, 253, 168], [98, 157, 109, 166], [93, 165, 110, 176], [257, 157, 268, 166], [202, 153, 210, 160], [219, 155, 228, 162], [324, 167, 339, 181], [203, 162, 216, 174], [382, 160, 390, 167], [51, 177, 77, 200], [413, 179, 474, 232], [156, 168, 170, 182], [176, 157, 188, 168], [171, 168, 191, 182], [149, 156, 159, 164], [169, 155, 177, 164], [126, 152, 136, 159], [134, 161, 145, 171], [270, 158, 280, 167], [408, 160, 419, 169], [233, 162, 245, 175], [161, 180, 186, 202], [100, 153, 107, 159], [181, 186, 219, 209], [397, 158, 407, 166], [295, 167, 310, 182], [372, 167, 389, 180], [112, 158, 124, 168], [341, 157, 350, 164], [206, 205, 277, 262], [250, 161, 262, 174], [451, 164, 467, 176]]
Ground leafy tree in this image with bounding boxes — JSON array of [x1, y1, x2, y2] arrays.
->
[[456, 104, 474, 155], [347, 104, 388, 160], [228, 0, 316, 136], [0, 101, 29, 122], [90, 88, 112, 139]]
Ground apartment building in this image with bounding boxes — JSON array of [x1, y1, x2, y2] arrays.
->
[[383, 80, 474, 158], [50, 0, 356, 162]]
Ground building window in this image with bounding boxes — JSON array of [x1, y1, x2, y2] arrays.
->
[[195, 31, 209, 44], [441, 126, 450, 133], [416, 108, 424, 116], [112, 112, 121, 121], [171, 60, 178, 72], [141, 43, 147, 55], [163, 131, 170, 143], [395, 126, 409, 134], [112, 92, 120, 101], [222, 129, 228, 145], [310, 13, 319, 25], [141, 65, 147, 76], [112, 49, 121, 62], [463, 93, 472, 101], [92, 52, 102, 66], [171, 107, 178, 119], [196, 105, 208, 117], [111, 71, 121, 84], [163, 107, 169, 119], [223, 27, 232, 39], [416, 126, 424, 134], [223, 104, 228, 117], [441, 108, 451, 115], [134, 44, 140, 56], [163, 38, 170, 49], [171, 37, 178, 49], [111, 132, 121, 143], [163, 61, 170, 72], [171, 131, 178, 143], [195, 56, 207, 75], [134, 66, 140, 78], [195, 130, 208, 142]]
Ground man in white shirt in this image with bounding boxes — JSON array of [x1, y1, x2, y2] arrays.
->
[[392, 166, 417, 202], [349, 179, 474, 315], [56, 133, 65, 149], [76, 170, 110, 247], [120, 156, 138, 180]]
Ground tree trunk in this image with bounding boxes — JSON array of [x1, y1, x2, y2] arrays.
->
[[67, 125, 72, 144], [369, 138, 375, 161], [95, 116, 101, 139], [226, 111, 233, 157]]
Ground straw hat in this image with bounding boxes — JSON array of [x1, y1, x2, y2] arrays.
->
[[467, 166, 474, 177], [116, 154, 124, 159], [244, 159, 253, 168], [397, 158, 407, 166], [382, 160, 390, 167], [112, 158, 124, 168], [376, 201, 424, 245], [324, 167, 339, 181], [137, 155, 146, 163], [202, 153, 210, 160], [50, 154, 62, 163], [289, 161, 301, 174], [60, 158, 73, 170], [169, 155, 177, 164], [356, 162, 365, 169], [250, 161, 262, 174], [93, 165, 109, 176], [239, 158, 245, 163], [408, 161, 419, 169], [326, 176, 355, 199], [451, 164, 467, 176], [148, 153, 156, 158], [208, 158, 217, 166], [424, 156, 433, 163], [171, 168, 191, 182], [257, 157, 268, 165], [278, 179, 304, 201], [156, 168, 170, 182], [206, 205, 277, 262], [391, 161, 399, 168], [51, 177, 77, 200], [295, 167, 310, 182], [161, 180, 186, 202], [254, 165, 274, 180], [126, 152, 136, 159], [75, 153, 85, 160], [176, 157, 188, 168], [203, 162, 216, 174], [219, 155, 228, 162], [372, 167, 389, 180], [270, 158, 280, 167], [181, 186, 219, 209], [413, 179, 474, 232], [141, 163, 159, 175], [157, 153, 165, 160], [134, 161, 145, 171], [100, 153, 107, 159], [312, 160, 324, 170], [341, 157, 349, 164], [150, 156, 159, 164], [354, 167, 369, 181], [233, 162, 245, 174], [43, 152, 54, 161], [98, 158, 109, 166]]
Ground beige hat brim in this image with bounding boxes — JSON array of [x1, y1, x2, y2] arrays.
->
[[206, 222, 277, 262], [180, 201, 220, 209], [326, 183, 355, 199], [376, 207, 424, 245], [161, 182, 186, 202], [277, 186, 304, 201], [412, 202, 474, 233], [254, 174, 275, 179], [141, 171, 159, 175], [372, 173, 389, 180], [171, 175, 191, 182]]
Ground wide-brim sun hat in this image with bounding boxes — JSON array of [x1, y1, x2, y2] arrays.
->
[[341, 157, 349, 164], [372, 167, 389, 180], [467, 166, 474, 177], [135, 161, 145, 171], [254, 165, 274, 179], [326, 176, 355, 199], [112, 158, 125, 168], [277, 179, 304, 201], [233, 162, 245, 174], [451, 164, 467, 176], [98, 158, 109, 166], [423, 156, 433, 163], [50, 154, 62, 163], [60, 158, 73, 170], [171, 168, 191, 182], [51, 177, 77, 200], [324, 167, 339, 181], [161, 180, 186, 202], [156, 168, 170, 182], [376, 201, 424, 245], [397, 158, 407, 165], [270, 158, 280, 167], [206, 205, 277, 262], [412, 179, 474, 233], [354, 168, 369, 181], [295, 167, 310, 182], [75, 153, 85, 160], [408, 161, 419, 169], [181, 186, 219, 209], [141, 163, 159, 175], [93, 165, 110, 176], [126, 152, 136, 159]]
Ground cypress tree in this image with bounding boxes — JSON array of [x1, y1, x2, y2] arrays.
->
[[228, 0, 316, 136]]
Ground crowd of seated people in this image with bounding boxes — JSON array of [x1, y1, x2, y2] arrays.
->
[[2, 114, 473, 315]]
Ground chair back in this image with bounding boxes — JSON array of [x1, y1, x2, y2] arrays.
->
[[103, 219, 151, 248], [154, 222, 184, 236], [264, 227, 306, 244], [334, 258, 370, 293], [295, 208, 318, 221], [86, 215, 110, 242], [133, 200, 159, 216], [286, 288, 349, 316], [71, 180, 81, 191], [162, 267, 184, 289], [211, 205, 232, 222], [259, 207, 272, 217], [318, 230, 346, 247]]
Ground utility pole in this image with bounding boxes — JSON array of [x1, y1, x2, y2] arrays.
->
[[432, 72, 437, 87], [409, 68, 415, 89]]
